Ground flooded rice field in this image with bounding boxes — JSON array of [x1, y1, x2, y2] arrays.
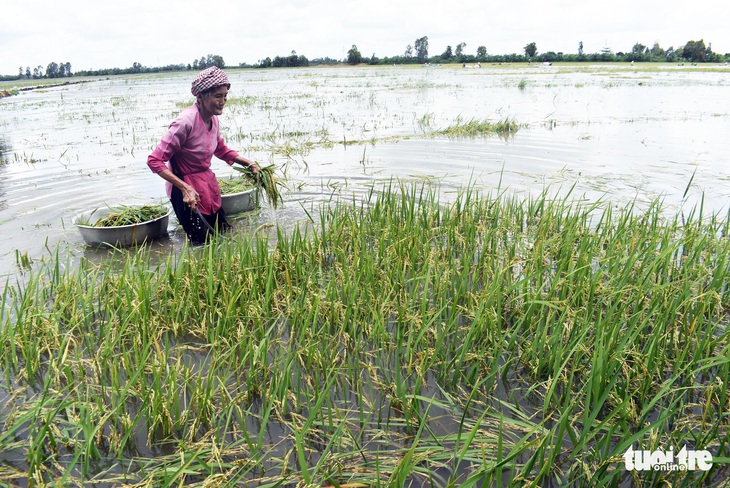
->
[[3, 64, 730, 486], [1, 63, 729, 276]]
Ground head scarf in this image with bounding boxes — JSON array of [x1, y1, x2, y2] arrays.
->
[[191, 67, 230, 96]]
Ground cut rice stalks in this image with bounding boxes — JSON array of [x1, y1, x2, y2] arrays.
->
[[232, 163, 284, 209], [90, 204, 168, 227]]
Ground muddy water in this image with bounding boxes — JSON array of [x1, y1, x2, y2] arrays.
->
[[1, 65, 729, 277]]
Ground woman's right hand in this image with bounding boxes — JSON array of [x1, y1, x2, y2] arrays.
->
[[182, 185, 200, 209]]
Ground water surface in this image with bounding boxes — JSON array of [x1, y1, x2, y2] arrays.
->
[[1, 64, 729, 276]]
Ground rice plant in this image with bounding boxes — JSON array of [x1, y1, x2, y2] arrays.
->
[[1, 181, 729, 486], [436, 117, 520, 137]]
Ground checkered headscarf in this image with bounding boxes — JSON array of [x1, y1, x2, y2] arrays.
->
[[191, 67, 230, 96]]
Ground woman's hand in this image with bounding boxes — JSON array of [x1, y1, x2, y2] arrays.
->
[[234, 157, 259, 175], [182, 184, 200, 209]]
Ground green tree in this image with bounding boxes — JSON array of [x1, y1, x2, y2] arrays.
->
[[415, 36, 429, 63], [347, 44, 363, 65], [455, 42, 466, 57], [404, 44, 413, 60], [441, 45, 453, 60], [194, 54, 225, 69], [578, 41, 584, 57], [524, 42, 537, 59], [45, 62, 59, 78], [665, 47, 678, 62], [650, 42, 665, 59], [476, 46, 487, 59], [288, 50, 299, 66], [682, 39, 707, 62], [627, 42, 647, 61]]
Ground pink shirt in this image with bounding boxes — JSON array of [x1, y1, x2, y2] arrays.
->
[[147, 103, 238, 214]]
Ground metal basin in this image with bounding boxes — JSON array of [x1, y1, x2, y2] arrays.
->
[[221, 188, 258, 215], [74, 207, 171, 247]]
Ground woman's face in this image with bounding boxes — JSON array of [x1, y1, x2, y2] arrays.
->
[[197, 85, 228, 118]]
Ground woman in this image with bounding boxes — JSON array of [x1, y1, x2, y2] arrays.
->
[[147, 66, 258, 243]]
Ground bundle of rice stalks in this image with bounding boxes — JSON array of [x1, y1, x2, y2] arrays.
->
[[217, 177, 255, 195], [233, 163, 283, 209], [93, 204, 168, 227]]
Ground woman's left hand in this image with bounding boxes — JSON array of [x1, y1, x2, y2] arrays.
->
[[234, 156, 259, 174]]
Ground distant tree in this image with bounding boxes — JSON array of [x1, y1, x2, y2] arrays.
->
[[627, 42, 647, 61], [45, 62, 59, 78], [665, 46, 678, 62], [58, 62, 67, 77], [288, 50, 298, 66], [705, 42, 722, 62], [632, 43, 647, 54], [682, 39, 707, 62], [404, 44, 414, 60], [193, 54, 225, 69], [650, 42, 665, 59], [266, 51, 308, 68], [578, 41, 584, 56], [476, 46, 487, 59], [524, 42, 537, 59], [208, 55, 224, 68], [25, 67, 31, 79], [347, 44, 363, 65], [455, 42, 466, 57], [441, 45, 453, 60], [415, 36, 429, 63]]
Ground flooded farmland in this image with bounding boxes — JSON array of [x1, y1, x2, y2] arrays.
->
[[1, 64, 729, 276], [2, 64, 730, 487]]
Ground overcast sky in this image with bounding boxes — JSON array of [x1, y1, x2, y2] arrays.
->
[[1, 0, 729, 75]]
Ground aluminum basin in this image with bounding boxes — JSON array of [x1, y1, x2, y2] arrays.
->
[[221, 188, 258, 215], [75, 207, 171, 247]]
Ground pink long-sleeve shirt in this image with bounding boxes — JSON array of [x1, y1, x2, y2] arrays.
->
[[147, 103, 238, 214]]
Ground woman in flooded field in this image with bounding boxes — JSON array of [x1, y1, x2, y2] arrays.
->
[[147, 66, 259, 243]]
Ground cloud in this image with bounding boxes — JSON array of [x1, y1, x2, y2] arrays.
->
[[1, 0, 729, 75]]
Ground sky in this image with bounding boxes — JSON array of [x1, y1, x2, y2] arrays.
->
[[1, 0, 729, 76]]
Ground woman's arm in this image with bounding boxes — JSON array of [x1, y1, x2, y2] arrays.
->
[[232, 155, 260, 174]]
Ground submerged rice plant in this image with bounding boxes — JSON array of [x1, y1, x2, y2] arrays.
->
[[1, 182, 729, 486], [436, 117, 520, 137]]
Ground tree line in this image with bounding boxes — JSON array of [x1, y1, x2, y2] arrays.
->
[[1, 38, 727, 81], [338, 37, 727, 66]]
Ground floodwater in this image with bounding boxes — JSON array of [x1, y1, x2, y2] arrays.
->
[[1, 64, 729, 277]]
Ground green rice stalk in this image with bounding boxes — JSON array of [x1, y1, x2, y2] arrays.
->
[[232, 163, 284, 209], [217, 176, 255, 195], [91, 204, 168, 227]]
